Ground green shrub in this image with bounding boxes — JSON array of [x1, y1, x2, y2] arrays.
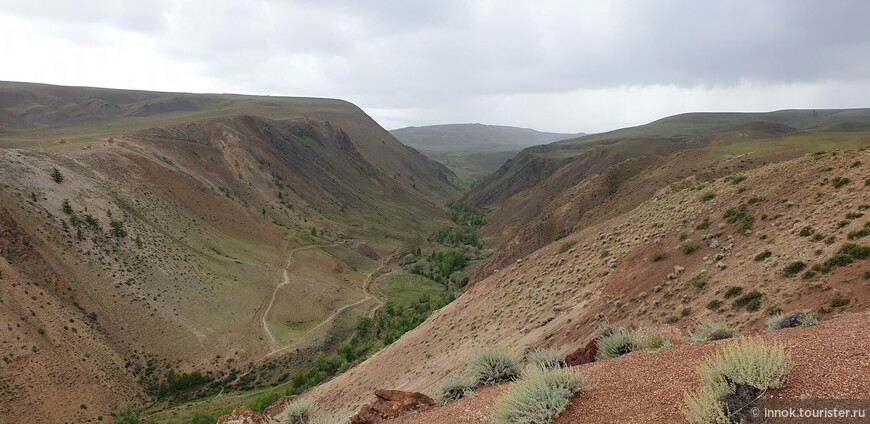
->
[[685, 338, 791, 424], [782, 261, 806, 277], [832, 176, 851, 188], [639, 331, 672, 351], [845, 212, 864, 219], [492, 368, 583, 424], [436, 377, 475, 405], [838, 243, 870, 259], [689, 321, 738, 342], [824, 254, 853, 268], [753, 250, 772, 261], [866, 176, 870, 186], [527, 347, 563, 371], [831, 295, 849, 308], [696, 218, 711, 230], [596, 328, 638, 360], [190, 412, 218, 424], [724, 174, 747, 185], [649, 250, 669, 262], [767, 310, 819, 330], [847, 228, 870, 240], [723, 205, 755, 235], [113, 402, 140, 424], [558, 240, 576, 253], [798, 226, 814, 237], [680, 239, 699, 254], [51, 167, 64, 183], [283, 399, 317, 424], [733, 290, 762, 311], [747, 196, 764, 204], [700, 191, 716, 202], [723, 287, 743, 298], [470, 349, 520, 385], [690, 277, 707, 289], [706, 300, 723, 311]]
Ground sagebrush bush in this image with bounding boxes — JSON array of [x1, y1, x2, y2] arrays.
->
[[282, 399, 317, 424], [689, 321, 738, 342], [767, 310, 819, 330], [683, 382, 732, 424], [527, 347, 563, 371], [470, 349, 521, 385], [684, 338, 791, 424], [492, 368, 583, 424], [680, 239, 699, 254], [558, 240, 576, 253], [436, 377, 475, 405], [649, 250, 669, 262], [638, 331, 671, 351], [699, 338, 791, 392], [596, 328, 638, 360]]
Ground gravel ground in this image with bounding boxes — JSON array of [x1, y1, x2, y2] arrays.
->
[[392, 312, 870, 423]]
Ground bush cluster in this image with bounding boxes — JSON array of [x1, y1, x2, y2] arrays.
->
[[492, 368, 584, 424], [684, 338, 791, 424], [689, 321, 738, 342], [767, 310, 819, 330], [470, 349, 521, 385]]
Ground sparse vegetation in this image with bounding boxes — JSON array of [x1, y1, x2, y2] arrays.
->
[[798, 226, 814, 237], [680, 239, 698, 254], [594, 327, 671, 360], [684, 338, 791, 424], [723, 204, 754, 235], [696, 218, 711, 230], [700, 191, 716, 202], [649, 250, 669, 262], [282, 399, 316, 424], [781, 261, 806, 277], [492, 368, 584, 424], [767, 310, 819, 330], [733, 290, 762, 311], [832, 176, 851, 188], [436, 377, 476, 405], [830, 295, 849, 308], [723, 174, 747, 185], [527, 347, 563, 371], [470, 349, 521, 385], [706, 300, 723, 311], [558, 240, 576, 253], [753, 250, 772, 261], [689, 321, 737, 342], [723, 286, 743, 298]]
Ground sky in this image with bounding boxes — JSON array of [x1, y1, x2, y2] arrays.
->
[[2, 0, 870, 133]]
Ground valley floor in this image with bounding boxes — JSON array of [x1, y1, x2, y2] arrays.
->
[[392, 312, 870, 423]]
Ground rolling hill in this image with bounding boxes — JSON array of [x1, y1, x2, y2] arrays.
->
[[390, 123, 583, 187], [390, 123, 581, 151], [0, 82, 461, 422]]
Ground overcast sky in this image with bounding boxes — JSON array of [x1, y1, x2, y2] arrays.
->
[[2, 0, 870, 133]]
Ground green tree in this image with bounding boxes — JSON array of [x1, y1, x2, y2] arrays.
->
[[51, 168, 64, 183]]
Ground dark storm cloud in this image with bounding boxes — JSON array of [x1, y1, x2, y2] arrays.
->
[[2, 0, 870, 131]]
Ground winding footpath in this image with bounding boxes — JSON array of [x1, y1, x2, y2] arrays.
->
[[260, 243, 388, 359]]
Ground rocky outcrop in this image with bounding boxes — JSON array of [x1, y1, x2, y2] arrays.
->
[[564, 338, 598, 366], [349, 389, 435, 424]]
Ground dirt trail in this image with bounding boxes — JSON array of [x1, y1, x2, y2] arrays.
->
[[260, 243, 389, 358]]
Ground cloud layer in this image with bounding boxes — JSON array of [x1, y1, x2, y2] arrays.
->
[[2, 0, 870, 132]]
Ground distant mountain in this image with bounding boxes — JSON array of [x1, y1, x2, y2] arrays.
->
[[390, 123, 583, 151]]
